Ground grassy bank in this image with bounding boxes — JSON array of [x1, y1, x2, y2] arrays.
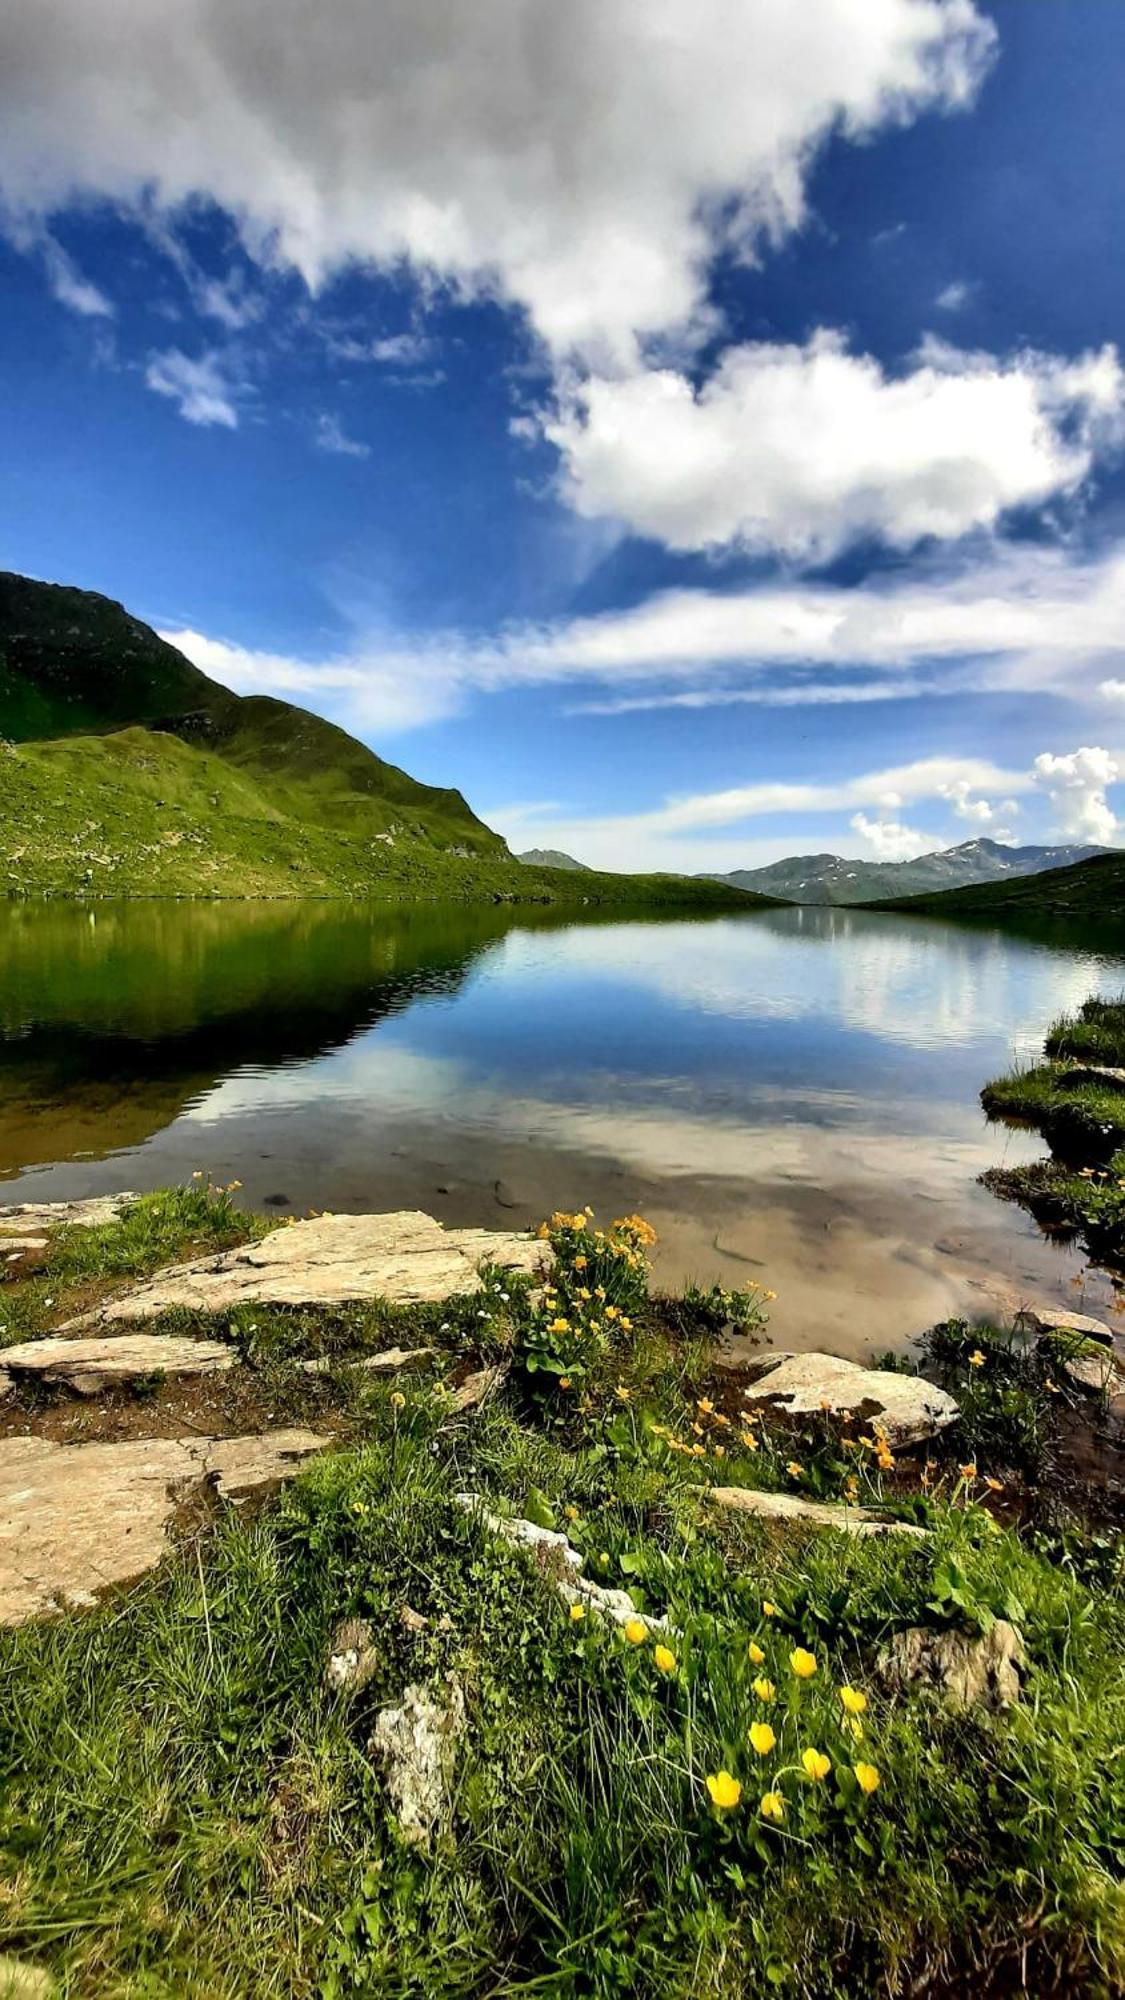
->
[[981, 996, 1125, 1264], [2, 1192, 1124, 1996], [874, 851, 1125, 921]]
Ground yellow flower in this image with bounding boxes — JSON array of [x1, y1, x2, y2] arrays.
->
[[854, 1762, 880, 1795], [969, 1349, 986, 1368], [615, 1384, 631, 1402], [786, 1460, 803, 1479], [839, 1686, 868, 1716], [749, 1721, 776, 1756], [706, 1771, 742, 1810], [620, 1316, 633, 1332], [762, 1601, 778, 1619], [740, 1430, 759, 1451], [624, 1617, 648, 1646], [574, 1254, 588, 1270], [697, 1397, 714, 1415], [846, 1715, 865, 1742], [959, 1463, 978, 1482], [844, 1477, 859, 1502], [984, 1475, 1004, 1493], [569, 1602, 586, 1622], [789, 1647, 817, 1680], [713, 1444, 726, 1459], [564, 1504, 580, 1522], [390, 1391, 406, 1411], [752, 1677, 775, 1702], [653, 1644, 677, 1675], [549, 1317, 571, 1335], [559, 1376, 572, 1390], [760, 1790, 785, 1822], [748, 1641, 766, 1665], [801, 1747, 831, 1782], [604, 1305, 619, 1321]]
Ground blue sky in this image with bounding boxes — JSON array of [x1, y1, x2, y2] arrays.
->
[[3, 0, 1125, 871]]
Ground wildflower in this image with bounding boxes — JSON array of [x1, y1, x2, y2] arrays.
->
[[564, 1504, 580, 1522], [691, 1443, 706, 1458], [969, 1349, 986, 1369], [762, 1601, 778, 1619], [740, 1430, 759, 1451], [616, 1385, 631, 1402], [984, 1475, 1003, 1493], [548, 1317, 571, 1335], [559, 1377, 571, 1390], [350, 1501, 368, 1517], [390, 1391, 406, 1411], [653, 1644, 677, 1674], [854, 1762, 880, 1795], [748, 1641, 766, 1665], [697, 1397, 714, 1415], [839, 1687, 867, 1716], [959, 1463, 978, 1482], [713, 1443, 726, 1459], [786, 1460, 803, 1479], [801, 1748, 831, 1782], [749, 1722, 776, 1756], [624, 1618, 648, 1646], [790, 1647, 817, 1679], [752, 1677, 775, 1702], [760, 1790, 784, 1822], [604, 1305, 619, 1321], [569, 1602, 586, 1622], [620, 1316, 633, 1332], [599, 1552, 610, 1566], [844, 1477, 859, 1502], [574, 1254, 588, 1271], [706, 1771, 742, 1810], [876, 1451, 895, 1473], [536, 1222, 551, 1240]]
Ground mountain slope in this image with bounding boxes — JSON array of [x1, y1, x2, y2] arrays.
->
[[517, 848, 590, 871], [0, 571, 763, 909], [872, 849, 1125, 920], [705, 837, 1110, 906]]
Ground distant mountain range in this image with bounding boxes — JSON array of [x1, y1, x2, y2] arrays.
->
[[516, 848, 590, 871], [703, 837, 1111, 906], [876, 849, 1125, 921]]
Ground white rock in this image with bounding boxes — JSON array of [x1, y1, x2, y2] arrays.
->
[[0, 1194, 137, 1235], [445, 1362, 508, 1413], [368, 1676, 465, 1849], [704, 1485, 928, 1538], [740, 1351, 959, 1446], [456, 1495, 671, 1631], [0, 1332, 235, 1397], [876, 1620, 1025, 1711], [0, 1428, 328, 1624], [62, 1211, 548, 1329]]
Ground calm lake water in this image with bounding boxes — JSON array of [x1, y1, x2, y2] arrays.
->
[[2, 897, 1124, 1357]]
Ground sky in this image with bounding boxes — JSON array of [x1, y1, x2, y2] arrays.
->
[[2, 0, 1125, 873]]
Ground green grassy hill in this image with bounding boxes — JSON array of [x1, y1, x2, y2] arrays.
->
[[0, 572, 764, 909], [872, 849, 1125, 920]]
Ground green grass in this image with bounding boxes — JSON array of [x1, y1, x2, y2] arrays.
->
[[873, 850, 1125, 921], [1045, 997, 1125, 1066], [2, 1199, 1124, 1994], [981, 1064, 1125, 1166]]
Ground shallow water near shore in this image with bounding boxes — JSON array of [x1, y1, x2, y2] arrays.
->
[[2, 896, 1124, 1357]]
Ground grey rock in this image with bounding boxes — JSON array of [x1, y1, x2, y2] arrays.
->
[[1016, 1302, 1115, 1348], [0, 1194, 137, 1236], [368, 1676, 465, 1849], [0, 1428, 328, 1624], [0, 1331, 235, 1397], [446, 1362, 508, 1413], [876, 1619, 1025, 1711], [325, 1617, 380, 1696], [740, 1351, 959, 1446], [300, 1344, 437, 1376], [62, 1210, 549, 1329], [704, 1485, 928, 1538]]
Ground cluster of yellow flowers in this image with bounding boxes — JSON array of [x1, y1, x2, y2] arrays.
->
[[703, 1637, 880, 1825], [650, 1393, 757, 1463]]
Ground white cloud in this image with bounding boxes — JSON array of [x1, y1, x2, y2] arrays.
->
[[850, 811, 932, 860], [145, 348, 239, 427], [938, 779, 1019, 824], [544, 334, 1125, 558], [1033, 747, 1119, 845], [0, 1, 994, 362], [315, 413, 370, 459], [1099, 679, 1125, 703], [935, 278, 971, 311], [39, 233, 113, 317]]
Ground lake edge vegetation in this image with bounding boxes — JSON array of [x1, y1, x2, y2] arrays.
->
[[1, 1188, 1123, 1998]]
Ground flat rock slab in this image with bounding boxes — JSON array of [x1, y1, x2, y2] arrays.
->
[[0, 1332, 235, 1398], [741, 1351, 959, 1447], [0, 1194, 137, 1235], [1015, 1302, 1115, 1347], [0, 1428, 328, 1624], [62, 1210, 548, 1330], [705, 1484, 928, 1538], [300, 1344, 437, 1376]]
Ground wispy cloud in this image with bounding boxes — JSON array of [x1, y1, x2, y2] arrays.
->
[[315, 412, 371, 458], [935, 278, 972, 312], [145, 348, 239, 427]]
